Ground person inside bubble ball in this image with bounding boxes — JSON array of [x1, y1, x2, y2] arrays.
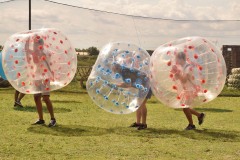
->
[[112, 62, 152, 130], [171, 52, 205, 130], [25, 35, 56, 127]]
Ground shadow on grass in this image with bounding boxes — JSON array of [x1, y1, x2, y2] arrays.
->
[[27, 124, 239, 141], [0, 87, 13, 90], [109, 127, 240, 142], [54, 90, 87, 94], [147, 101, 160, 104], [14, 105, 71, 113], [219, 94, 240, 97], [174, 108, 233, 113], [51, 100, 82, 104], [28, 125, 109, 137], [194, 108, 233, 113]]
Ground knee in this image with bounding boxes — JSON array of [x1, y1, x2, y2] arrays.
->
[[42, 95, 50, 102], [182, 108, 189, 112], [34, 94, 41, 101], [142, 104, 147, 110]]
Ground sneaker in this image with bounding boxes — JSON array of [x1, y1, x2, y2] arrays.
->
[[129, 122, 141, 128], [198, 113, 206, 125], [14, 101, 23, 108], [138, 124, 147, 130], [185, 124, 196, 130], [48, 119, 56, 127], [32, 119, 45, 125]]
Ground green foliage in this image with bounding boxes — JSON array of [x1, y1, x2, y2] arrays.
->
[[0, 83, 240, 159], [77, 55, 97, 66], [87, 46, 99, 56], [75, 48, 88, 52]]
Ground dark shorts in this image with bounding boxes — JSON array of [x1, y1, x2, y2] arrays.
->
[[146, 88, 152, 99], [138, 88, 152, 99], [34, 92, 50, 97]]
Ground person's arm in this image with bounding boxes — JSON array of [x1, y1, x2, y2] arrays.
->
[[171, 65, 180, 80], [174, 66, 192, 83], [116, 83, 131, 88], [41, 51, 54, 80], [175, 72, 190, 83], [25, 38, 30, 51], [25, 38, 31, 63]]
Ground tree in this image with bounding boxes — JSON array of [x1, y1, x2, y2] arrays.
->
[[75, 48, 81, 52], [81, 48, 87, 52], [87, 46, 99, 56]]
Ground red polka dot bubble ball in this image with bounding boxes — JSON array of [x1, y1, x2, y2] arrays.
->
[[150, 37, 226, 108], [2, 28, 77, 94]]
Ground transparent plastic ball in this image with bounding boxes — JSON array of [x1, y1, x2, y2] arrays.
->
[[87, 42, 151, 114], [150, 37, 226, 108], [2, 28, 77, 94]]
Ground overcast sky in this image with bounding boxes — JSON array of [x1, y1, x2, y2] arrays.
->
[[0, 0, 240, 50]]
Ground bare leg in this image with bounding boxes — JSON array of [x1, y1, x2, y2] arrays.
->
[[141, 104, 147, 124], [14, 90, 19, 102], [189, 108, 201, 117], [183, 108, 193, 125], [34, 94, 44, 120], [136, 108, 142, 124], [18, 93, 25, 102], [136, 99, 148, 130], [43, 95, 55, 119], [139, 98, 147, 124]]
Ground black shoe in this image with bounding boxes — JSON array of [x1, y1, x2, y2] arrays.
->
[[185, 124, 196, 130], [138, 124, 147, 130], [198, 113, 206, 125], [32, 119, 45, 125], [14, 101, 23, 108], [48, 119, 56, 127], [129, 122, 141, 128]]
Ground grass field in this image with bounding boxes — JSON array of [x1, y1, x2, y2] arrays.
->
[[77, 55, 97, 66], [0, 82, 240, 160]]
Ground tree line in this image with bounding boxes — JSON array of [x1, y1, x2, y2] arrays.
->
[[75, 46, 99, 56], [0, 45, 153, 56]]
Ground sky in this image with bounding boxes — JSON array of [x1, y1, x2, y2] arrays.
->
[[0, 0, 240, 50]]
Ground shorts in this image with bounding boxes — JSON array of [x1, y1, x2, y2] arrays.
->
[[145, 88, 152, 99], [34, 92, 50, 97], [179, 90, 196, 107], [34, 80, 50, 96], [138, 88, 152, 99]]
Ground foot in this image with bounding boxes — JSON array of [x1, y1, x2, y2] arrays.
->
[[198, 113, 206, 125], [48, 119, 56, 127], [32, 119, 45, 125], [138, 124, 147, 130], [14, 101, 23, 108], [185, 124, 196, 130], [129, 122, 141, 128]]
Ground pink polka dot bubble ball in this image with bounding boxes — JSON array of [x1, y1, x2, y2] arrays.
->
[[2, 28, 77, 94], [150, 37, 226, 108]]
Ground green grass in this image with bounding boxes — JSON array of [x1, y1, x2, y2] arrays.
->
[[77, 55, 97, 66], [0, 82, 240, 160]]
